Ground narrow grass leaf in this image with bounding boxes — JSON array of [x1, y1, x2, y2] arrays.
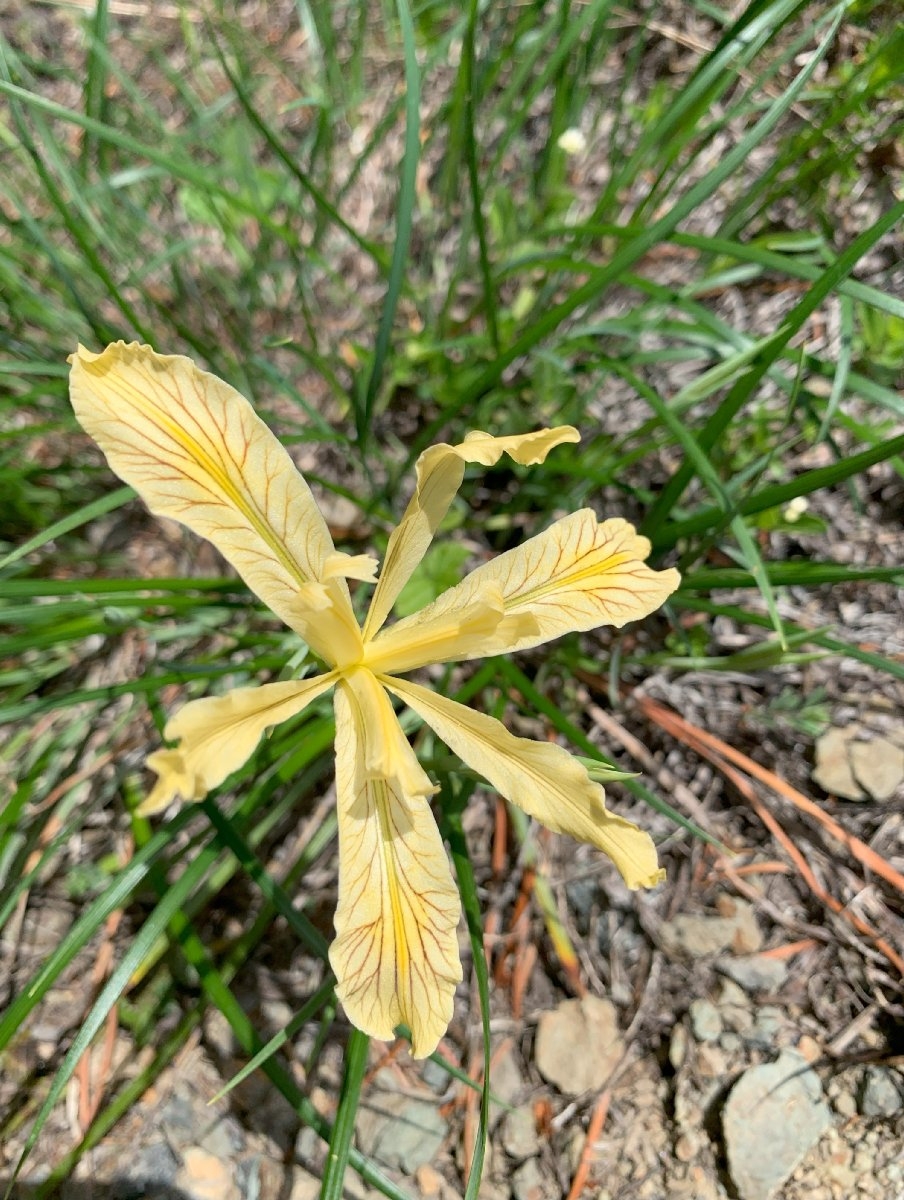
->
[[357, 0, 420, 443]]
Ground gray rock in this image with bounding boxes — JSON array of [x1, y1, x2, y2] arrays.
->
[[421, 1056, 454, 1094], [661, 899, 762, 959], [501, 1106, 540, 1161], [858, 1066, 904, 1118], [723, 1051, 832, 1200], [120, 1137, 180, 1185], [355, 1081, 448, 1174], [535, 996, 623, 1096], [813, 726, 865, 801], [200, 1115, 244, 1159], [689, 999, 722, 1043], [716, 955, 788, 994], [489, 1040, 525, 1128], [159, 1090, 198, 1150], [849, 737, 904, 801], [744, 1006, 784, 1050], [512, 1156, 551, 1200]]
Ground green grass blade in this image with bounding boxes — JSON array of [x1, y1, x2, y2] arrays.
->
[[463, 0, 499, 354], [321, 1028, 371, 1200], [409, 4, 845, 461], [356, 0, 420, 444], [0, 485, 133, 570], [437, 777, 490, 1200], [642, 196, 904, 536]]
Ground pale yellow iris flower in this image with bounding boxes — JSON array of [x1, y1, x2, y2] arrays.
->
[[69, 341, 680, 1057]]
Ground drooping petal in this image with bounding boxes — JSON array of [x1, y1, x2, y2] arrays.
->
[[372, 511, 679, 671], [69, 343, 368, 666], [385, 677, 664, 890], [330, 670, 462, 1057], [141, 673, 336, 815], [362, 426, 580, 641]]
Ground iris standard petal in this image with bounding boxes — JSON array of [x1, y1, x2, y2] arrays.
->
[[69, 343, 368, 666], [142, 673, 337, 815], [384, 677, 665, 891], [362, 426, 580, 640], [376, 510, 679, 664], [330, 670, 462, 1057]]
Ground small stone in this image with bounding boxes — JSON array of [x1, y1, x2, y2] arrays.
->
[[858, 1066, 904, 1117], [833, 1089, 857, 1119], [696, 1045, 728, 1079], [121, 1141, 180, 1187], [720, 1032, 742, 1053], [716, 955, 788, 994], [421, 1057, 452, 1094], [488, 1040, 524, 1127], [535, 996, 624, 1096], [850, 737, 904, 801], [501, 1106, 540, 1161], [355, 1082, 448, 1174], [415, 1163, 445, 1197], [661, 898, 762, 959], [289, 1167, 321, 1200], [176, 1148, 240, 1200], [159, 1091, 198, 1150], [512, 1156, 550, 1200], [199, 1116, 243, 1159], [669, 1023, 688, 1070], [796, 1035, 821, 1063], [675, 1133, 698, 1162], [813, 727, 865, 801], [745, 1006, 784, 1050], [689, 999, 722, 1043], [295, 1124, 320, 1165], [723, 1051, 832, 1200]]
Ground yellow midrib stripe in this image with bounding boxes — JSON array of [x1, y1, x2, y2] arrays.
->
[[119, 376, 311, 587], [375, 782, 410, 979], [509, 550, 635, 607]]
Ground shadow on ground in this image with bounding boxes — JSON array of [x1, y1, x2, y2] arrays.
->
[[2, 1183, 194, 1199]]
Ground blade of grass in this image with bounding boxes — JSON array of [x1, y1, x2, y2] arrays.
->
[[0, 485, 133, 571], [356, 0, 420, 445], [321, 1028, 371, 1200], [437, 776, 491, 1200], [642, 196, 904, 537], [410, 4, 846, 461]]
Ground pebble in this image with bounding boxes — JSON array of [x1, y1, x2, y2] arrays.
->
[[535, 996, 624, 1096], [512, 1156, 550, 1200], [745, 1006, 784, 1050], [415, 1163, 455, 1198], [716, 955, 789, 994], [355, 1072, 449, 1174], [849, 737, 904, 801], [695, 1044, 728, 1079], [723, 1051, 832, 1200], [500, 1106, 541, 1161], [832, 1088, 858, 1119], [289, 1167, 322, 1200], [669, 1023, 689, 1070], [859, 1066, 904, 1118], [813, 726, 865, 800], [661, 897, 762, 959], [176, 1147, 241, 1200], [489, 1041, 525, 1127], [689, 999, 723, 1043], [120, 1140, 180, 1188]]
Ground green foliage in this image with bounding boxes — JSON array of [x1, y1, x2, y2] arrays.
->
[[2, 1, 903, 1195]]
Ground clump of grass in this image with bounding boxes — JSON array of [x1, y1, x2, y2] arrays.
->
[[2, 2, 903, 1196]]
